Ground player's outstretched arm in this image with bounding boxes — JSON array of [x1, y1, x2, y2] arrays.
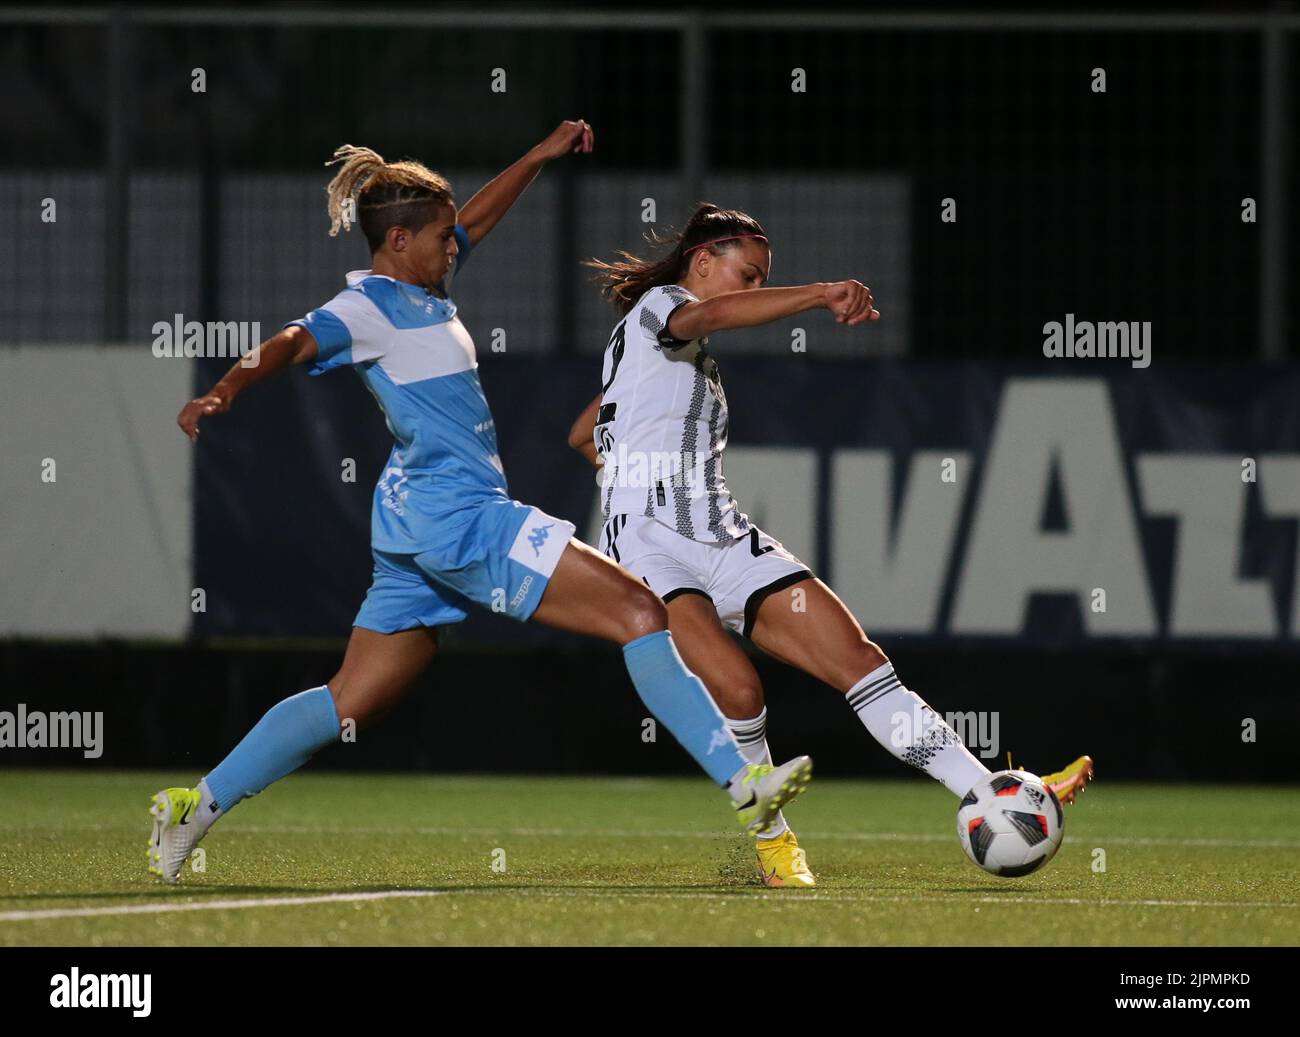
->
[[567, 392, 604, 468], [667, 280, 880, 341], [457, 119, 594, 247], [176, 324, 319, 442]]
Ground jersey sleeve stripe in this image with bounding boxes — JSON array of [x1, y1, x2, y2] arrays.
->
[[285, 309, 353, 376]]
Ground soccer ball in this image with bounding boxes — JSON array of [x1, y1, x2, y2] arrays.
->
[[956, 770, 1064, 877]]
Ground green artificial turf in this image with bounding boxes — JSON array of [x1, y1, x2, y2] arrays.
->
[[1, 770, 1296, 946]]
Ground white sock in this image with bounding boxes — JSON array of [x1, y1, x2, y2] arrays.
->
[[197, 778, 225, 833], [726, 708, 789, 839], [847, 662, 989, 797]]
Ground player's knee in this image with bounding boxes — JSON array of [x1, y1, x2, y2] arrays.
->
[[325, 674, 381, 731], [325, 676, 346, 710], [722, 682, 765, 720], [862, 638, 888, 671], [618, 584, 668, 642], [840, 638, 889, 692], [325, 677, 358, 726]]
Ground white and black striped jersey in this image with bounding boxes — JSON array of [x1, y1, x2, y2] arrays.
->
[[595, 284, 750, 543]]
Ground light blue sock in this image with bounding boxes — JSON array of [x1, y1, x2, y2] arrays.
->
[[622, 630, 747, 787], [202, 686, 339, 812]]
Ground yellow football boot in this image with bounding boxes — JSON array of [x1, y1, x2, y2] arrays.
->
[[755, 830, 816, 888], [1039, 755, 1096, 806]]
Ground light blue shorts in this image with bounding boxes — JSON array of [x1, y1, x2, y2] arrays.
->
[[354, 498, 575, 633]]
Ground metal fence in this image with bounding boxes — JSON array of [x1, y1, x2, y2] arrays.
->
[[0, 7, 1293, 360]]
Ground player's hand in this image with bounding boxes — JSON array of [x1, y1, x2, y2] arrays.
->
[[823, 280, 880, 325], [536, 119, 594, 160], [177, 392, 231, 442]]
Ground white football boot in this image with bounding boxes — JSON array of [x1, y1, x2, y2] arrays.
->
[[147, 787, 205, 884], [734, 757, 814, 836]]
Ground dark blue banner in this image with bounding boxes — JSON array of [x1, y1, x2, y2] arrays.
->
[[195, 356, 1300, 651]]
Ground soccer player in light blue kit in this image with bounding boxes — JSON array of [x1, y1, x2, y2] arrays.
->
[[150, 121, 811, 883]]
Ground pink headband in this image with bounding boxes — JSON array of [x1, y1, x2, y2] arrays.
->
[[682, 233, 769, 256]]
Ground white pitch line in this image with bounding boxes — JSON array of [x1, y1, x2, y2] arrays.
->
[[0, 889, 451, 923], [2, 886, 1294, 923]]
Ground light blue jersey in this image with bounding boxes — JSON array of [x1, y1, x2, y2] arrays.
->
[[287, 226, 510, 553], [286, 226, 574, 631]]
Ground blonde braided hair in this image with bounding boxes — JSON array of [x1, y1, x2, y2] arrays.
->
[[324, 144, 454, 250]]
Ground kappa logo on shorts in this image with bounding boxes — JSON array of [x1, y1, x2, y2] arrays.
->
[[510, 575, 534, 610], [527, 523, 554, 556]]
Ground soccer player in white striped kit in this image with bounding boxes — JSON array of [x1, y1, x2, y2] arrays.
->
[[570, 204, 1094, 887]]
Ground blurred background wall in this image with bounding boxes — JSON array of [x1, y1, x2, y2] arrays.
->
[[1, 7, 1295, 780]]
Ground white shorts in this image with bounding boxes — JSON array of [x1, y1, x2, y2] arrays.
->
[[599, 514, 813, 637]]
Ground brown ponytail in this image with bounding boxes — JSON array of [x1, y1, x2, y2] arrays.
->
[[584, 203, 767, 313]]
